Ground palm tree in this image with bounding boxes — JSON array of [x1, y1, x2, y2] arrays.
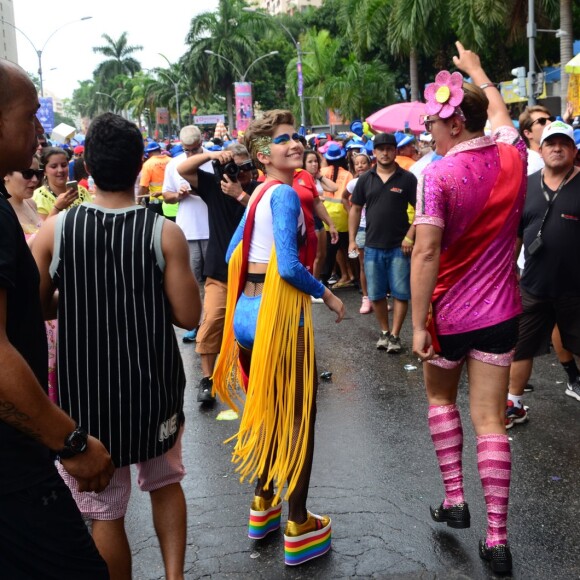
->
[[388, 0, 448, 102], [93, 32, 143, 79], [287, 29, 341, 125], [184, 0, 266, 131], [324, 54, 396, 121]]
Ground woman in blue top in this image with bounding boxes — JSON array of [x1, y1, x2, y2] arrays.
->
[[214, 110, 344, 566]]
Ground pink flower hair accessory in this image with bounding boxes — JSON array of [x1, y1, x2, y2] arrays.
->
[[424, 70, 464, 118]]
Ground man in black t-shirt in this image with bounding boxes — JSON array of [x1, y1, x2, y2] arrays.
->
[[349, 132, 417, 353], [178, 143, 258, 404], [507, 121, 580, 428], [0, 60, 112, 578]]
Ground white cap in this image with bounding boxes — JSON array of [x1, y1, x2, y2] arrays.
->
[[540, 120, 575, 147]]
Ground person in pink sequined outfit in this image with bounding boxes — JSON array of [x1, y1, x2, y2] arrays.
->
[[411, 42, 527, 575]]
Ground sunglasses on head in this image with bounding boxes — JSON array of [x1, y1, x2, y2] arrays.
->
[[530, 116, 556, 129], [18, 169, 44, 180]]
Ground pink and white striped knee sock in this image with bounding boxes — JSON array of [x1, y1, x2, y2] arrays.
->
[[428, 404, 464, 508], [477, 434, 511, 547]]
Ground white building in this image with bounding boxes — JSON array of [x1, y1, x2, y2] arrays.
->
[[0, 0, 18, 62], [250, 0, 323, 15]]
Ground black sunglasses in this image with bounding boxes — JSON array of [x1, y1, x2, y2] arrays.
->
[[529, 116, 556, 129], [237, 160, 255, 172], [18, 168, 44, 180]]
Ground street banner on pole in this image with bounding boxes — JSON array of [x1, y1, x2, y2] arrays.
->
[[156, 107, 169, 125], [297, 61, 304, 98], [235, 82, 253, 133], [38, 97, 55, 134], [194, 114, 225, 125]]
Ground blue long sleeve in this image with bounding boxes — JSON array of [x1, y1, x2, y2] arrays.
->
[[271, 185, 325, 298], [226, 212, 245, 264]]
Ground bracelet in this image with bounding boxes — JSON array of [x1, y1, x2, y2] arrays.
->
[[404, 236, 414, 245], [236, 191, 246, 202], [479, 83, 496, 90]]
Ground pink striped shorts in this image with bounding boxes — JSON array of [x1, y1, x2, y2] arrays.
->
[[57, 428, 185, 520]]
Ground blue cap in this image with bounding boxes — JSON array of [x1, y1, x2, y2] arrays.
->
[[170, 144, 184, 157], [395, 131, 415, 148], [145, 142, 161, 153], [345, 137, 365, 151], [364, 140, 374, 155], [350, 120, 363, 137], [324, 143, 346, 160], [574, 128, 580, 149]]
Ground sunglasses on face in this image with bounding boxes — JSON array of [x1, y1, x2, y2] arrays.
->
[[18, 169, 44, 180], [529, 116, 556, 129], [272, 132, 302, 145], [237, 160, 255, 173], [183, 144, 202, 154], [420, 115, 442, 133]]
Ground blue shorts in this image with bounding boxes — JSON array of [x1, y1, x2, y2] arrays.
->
[[364, 246, 410, 301], [234, 293, 262, 350]]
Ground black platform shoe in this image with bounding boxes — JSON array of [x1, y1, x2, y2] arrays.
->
[[430, 502, 471, 529], [479, 539, 512, 574]]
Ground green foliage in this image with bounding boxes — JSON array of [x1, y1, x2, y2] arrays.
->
[[66, 0, 578, 129]]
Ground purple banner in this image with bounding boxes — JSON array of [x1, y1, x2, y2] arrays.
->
[[235, 82, 253, 133], [38, 97, 54, 134], [297, 62, 303, 98]]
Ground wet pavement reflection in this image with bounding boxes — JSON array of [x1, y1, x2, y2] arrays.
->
[[126, 287, 580, 579]]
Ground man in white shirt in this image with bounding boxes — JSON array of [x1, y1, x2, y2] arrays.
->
[[163, 125, 210, 342]]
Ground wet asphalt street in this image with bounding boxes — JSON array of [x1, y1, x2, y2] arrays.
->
[[126, 287, 580, 579]]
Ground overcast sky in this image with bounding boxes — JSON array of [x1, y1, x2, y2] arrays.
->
[[13, 0, 219, 99]]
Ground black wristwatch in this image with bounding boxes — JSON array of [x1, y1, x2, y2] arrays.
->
[[57, 426, 88, 460]]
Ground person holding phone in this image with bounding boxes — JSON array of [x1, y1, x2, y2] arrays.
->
[[33, 146, 92, 220]]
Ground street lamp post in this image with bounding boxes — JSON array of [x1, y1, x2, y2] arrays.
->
[[158, 53, 182, 132], [243, 7, 306, 130], [95, 91, 118, 110], [204, 50, 279, 130], [0, 16, 92, 97]]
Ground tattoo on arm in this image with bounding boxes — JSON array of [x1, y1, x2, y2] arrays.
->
[[0, 400, 41, 441]]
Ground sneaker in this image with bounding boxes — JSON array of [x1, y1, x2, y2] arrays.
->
[[505, 400, 528, 429], [359, 296, 373, 314], [376, 331, 390, 350], [524, 383, 534, 392], [565, 378, 580, 401], [386, 334, 402, 353], [430, 502, 471, 529], [479, 540, 512, 574], [182, 328, 198, 343], [197, 377, 215, 404], [327, 274, 338, 285], [311, 296, 324, 304]]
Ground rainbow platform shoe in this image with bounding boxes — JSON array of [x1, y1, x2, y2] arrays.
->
[[248, 495, 282, 539], [284, 511, 331, 566]]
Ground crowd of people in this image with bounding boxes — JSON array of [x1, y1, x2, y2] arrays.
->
[[1, 38, 580, 578]]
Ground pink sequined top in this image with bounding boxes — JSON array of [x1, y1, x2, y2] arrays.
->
[[414, 126, 527, 335]]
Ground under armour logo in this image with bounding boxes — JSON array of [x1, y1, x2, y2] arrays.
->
[[41, 490, 58, 506]]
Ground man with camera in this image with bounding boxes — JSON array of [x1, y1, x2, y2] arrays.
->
[[507, 121, 580, 427], [178, 143, 258, 404]]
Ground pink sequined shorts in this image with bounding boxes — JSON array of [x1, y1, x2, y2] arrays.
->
[[429, 317, 518, 369]]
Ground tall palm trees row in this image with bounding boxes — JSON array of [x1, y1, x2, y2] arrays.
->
[[71, 0, 575, 129]]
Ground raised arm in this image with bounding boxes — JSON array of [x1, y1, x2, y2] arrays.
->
[[452, 41, 512, 132], [177, 150, 233, 190]]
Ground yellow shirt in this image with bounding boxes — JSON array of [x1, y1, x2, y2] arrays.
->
[[320, 166, 353, 233], [33, 184, 92, 216]]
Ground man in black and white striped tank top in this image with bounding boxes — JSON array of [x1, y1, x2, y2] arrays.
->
[[33, 113, 202, 578]]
